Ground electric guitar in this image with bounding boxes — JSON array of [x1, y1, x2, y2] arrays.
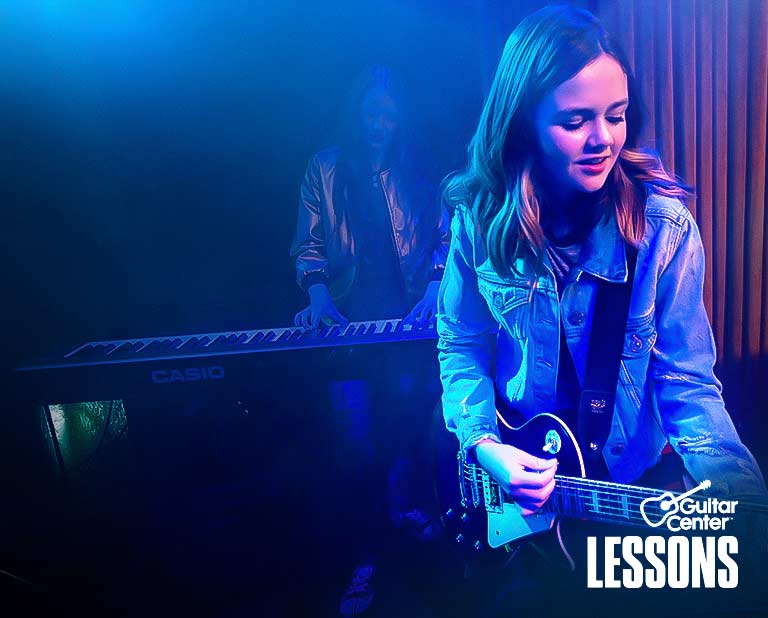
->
[[453, 412, 765, 558]]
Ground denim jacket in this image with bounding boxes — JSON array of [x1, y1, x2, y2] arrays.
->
[[438, 193, 765, 496]]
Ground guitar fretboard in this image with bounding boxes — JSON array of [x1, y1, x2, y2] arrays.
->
[[545, 476, 666, 527], [462, 463, 673, 528]]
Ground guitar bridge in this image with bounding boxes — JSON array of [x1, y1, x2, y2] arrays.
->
[[459, 454, 504, 513], [480, 469, 504, 514]]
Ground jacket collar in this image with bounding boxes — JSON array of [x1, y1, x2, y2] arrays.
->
[[576, 212, 629, 283]]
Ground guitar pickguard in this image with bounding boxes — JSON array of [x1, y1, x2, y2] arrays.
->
[[487, 503, 556, 548]]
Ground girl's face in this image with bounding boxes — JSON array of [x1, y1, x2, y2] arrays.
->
[[360, 88, 398, 153], [533, 53, 628, 201]]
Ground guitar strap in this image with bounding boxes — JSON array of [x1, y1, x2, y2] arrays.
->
[[577, 243, 638, 468]]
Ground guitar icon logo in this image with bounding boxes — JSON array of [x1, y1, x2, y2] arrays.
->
[[639, 480, 712, 528]]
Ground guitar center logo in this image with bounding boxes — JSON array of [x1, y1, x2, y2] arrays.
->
[[639, 480, 737, 532], [151, 366, 225, 383], [588, 480, 740, 590]]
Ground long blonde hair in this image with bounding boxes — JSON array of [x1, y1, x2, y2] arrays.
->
[[443, 5, 691, 277]]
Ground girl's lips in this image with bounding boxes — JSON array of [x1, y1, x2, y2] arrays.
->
[[577, 156, 609, 173]]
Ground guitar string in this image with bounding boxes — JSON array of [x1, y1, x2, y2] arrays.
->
[[554, 482, 663, 506], [549, 499, 655, 521], [464, 470, 667, 505], [463, 466, 666, 498], [551, 479, 757, 514], [462, 466, 767, 520], [549, 484, 765, 515], [463, 479, 664, 524], [547, 493, 657, 522], [465, 481, 667, 524], [463, 470, 668, 513], [554, 493, 765, 520], [550, 486, 664, 513]]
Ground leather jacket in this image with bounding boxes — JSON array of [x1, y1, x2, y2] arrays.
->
[[291, 147, 450, 304], [438, 192, 765, 497]]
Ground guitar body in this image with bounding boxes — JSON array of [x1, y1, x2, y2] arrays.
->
[[455, 412, 586, 549], [495, 411, 587, 477], [485, 501, 557, 549]]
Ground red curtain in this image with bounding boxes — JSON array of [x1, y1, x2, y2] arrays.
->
[[596, 0, 768, 371], [592, 0, 767, 424]]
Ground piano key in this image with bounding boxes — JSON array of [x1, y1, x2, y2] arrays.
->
[[139, 339, 175, 355], [74, 344, 113, 360], [204, 335, 225, 348], [275, 330, 292, 342], [66, 344, 103, 360], [177, 337, 205, 352], [211, 334, 241, 348], [106, 341, 139, 356], [246, 332, 266, 344], [324, 324, 341, 337]]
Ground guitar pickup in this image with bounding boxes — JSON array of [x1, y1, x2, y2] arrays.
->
[[461, 457, 505, 513], [481, 470, 504, 514]]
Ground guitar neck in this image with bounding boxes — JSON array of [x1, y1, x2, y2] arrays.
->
[[544, 475, 667, 528], [460, 462, 673, 528]]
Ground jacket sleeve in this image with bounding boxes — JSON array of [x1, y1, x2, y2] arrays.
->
[[437, 206, 501, 454], [290, 155, 329, 292], [650, 213, 766, 496], [429, 203, 451, 281]]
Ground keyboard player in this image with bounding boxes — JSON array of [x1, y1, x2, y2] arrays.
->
[[289, 65, 449, 617]]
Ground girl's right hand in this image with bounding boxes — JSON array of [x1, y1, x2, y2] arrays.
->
[[474, 441, 558, 515]]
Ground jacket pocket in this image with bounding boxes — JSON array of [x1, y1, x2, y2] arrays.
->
[[622, 313, 657, 358], [476, 277, 532, 339], [476, 276, 530, 311]]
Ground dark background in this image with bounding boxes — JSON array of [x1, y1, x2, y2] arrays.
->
[[0, 0, 487, 366], [0, 2, 490, 613]]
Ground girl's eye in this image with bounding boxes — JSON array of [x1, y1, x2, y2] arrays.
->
[[560, 121, 584, 131], [607, 116, 626, 124]]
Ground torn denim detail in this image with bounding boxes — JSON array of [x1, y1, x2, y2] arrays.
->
[[673, 432, 729, 456]]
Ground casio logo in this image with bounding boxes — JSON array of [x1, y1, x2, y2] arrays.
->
[[151, 366, 225, 384]]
